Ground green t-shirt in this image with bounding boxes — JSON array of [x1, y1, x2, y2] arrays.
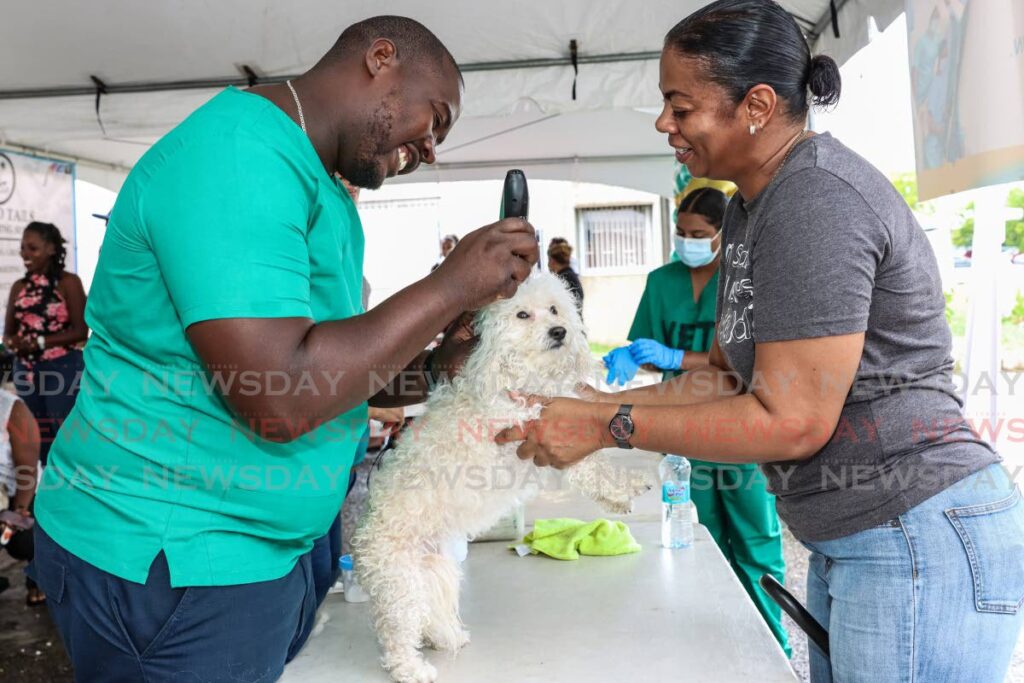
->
[[36, 87, 368, 587], [627, 261, 719, 380]]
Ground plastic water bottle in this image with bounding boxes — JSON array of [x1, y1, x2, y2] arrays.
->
[[442, 533, 469, 563], [660, 455, 694, 548], [340, 554, 369, 603]]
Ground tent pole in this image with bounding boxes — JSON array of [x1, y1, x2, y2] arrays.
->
[[0, 50, 662, 101], [0, 140, 131, 174], [2, 0, 859, 102], [963, 184, 1011, 443], [428, 153, 671, 171]]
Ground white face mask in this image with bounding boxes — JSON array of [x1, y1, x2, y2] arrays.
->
[[674, 232, 721, 268]]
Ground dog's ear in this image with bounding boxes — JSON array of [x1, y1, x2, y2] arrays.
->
[[457, 306, 524, 397]]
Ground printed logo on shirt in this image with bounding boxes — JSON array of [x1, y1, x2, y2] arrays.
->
[[719, 241, 754, 345], [664, 320, 716, 354]]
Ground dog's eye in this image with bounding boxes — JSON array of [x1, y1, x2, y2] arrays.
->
[[516, 311, 530, 319], [549, 306, 558, 315]]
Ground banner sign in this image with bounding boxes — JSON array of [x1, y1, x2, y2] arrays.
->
[[906, 0, 1024, 199], [0, 149, 76, 321]]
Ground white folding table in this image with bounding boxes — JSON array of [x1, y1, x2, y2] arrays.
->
[[282, 521, 797, 682]]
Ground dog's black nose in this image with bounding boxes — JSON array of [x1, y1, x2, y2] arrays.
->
[[548, 326, 566, 341]]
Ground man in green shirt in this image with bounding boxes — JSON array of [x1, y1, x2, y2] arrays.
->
[[29, 16, 538, 682]]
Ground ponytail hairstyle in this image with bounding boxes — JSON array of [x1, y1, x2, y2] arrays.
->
[[664, 0, 841, 122], [677, 187, 728, 230], [24, 221, 68, 283]]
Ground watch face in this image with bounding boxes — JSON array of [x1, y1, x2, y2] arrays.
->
[[609, 415, 634, 441]]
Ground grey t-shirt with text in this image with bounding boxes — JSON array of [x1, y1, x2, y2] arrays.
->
[[716, 132, 998, 541]]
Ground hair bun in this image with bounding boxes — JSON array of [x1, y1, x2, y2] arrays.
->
[[547, 241, 572, 265], [808, 54, 841, 107]]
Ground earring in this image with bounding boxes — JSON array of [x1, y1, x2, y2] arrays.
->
[[749, 123, 757, 136]]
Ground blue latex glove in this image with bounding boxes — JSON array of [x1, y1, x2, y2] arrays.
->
[[628, 338, 684, 370], [602, 347, 640, 386]]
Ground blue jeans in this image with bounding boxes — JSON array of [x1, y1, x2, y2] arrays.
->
[[29, 522, 322, 682], [804, 463, 1024, 682], [13, 350, 84, 466], [310, 467, 360, 606]]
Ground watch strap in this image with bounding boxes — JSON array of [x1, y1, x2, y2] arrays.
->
[[423, 348, 439, 392]]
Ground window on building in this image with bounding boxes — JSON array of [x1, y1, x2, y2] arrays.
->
[[576, 204, 654, 274]]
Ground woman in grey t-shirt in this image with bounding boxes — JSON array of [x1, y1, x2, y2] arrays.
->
[[498, 0, 1024, 679]]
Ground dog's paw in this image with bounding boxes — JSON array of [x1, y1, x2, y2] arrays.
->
[[627, 471, 655, 499], [595, 494, 635, 515], [386, 657, 438, 683], [309, 611, 330, 639], [426, 627, 470, 653], [593, 472, 654, 514]]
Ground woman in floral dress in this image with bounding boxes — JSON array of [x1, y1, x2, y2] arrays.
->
[[4, 222, 88, 466]]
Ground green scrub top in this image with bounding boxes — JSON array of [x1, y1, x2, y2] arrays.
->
[[628, 261, 719, 380]]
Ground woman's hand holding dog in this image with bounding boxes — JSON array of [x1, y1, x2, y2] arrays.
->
[[495, 393, 618, 469], [431, 218, 539, 310], [430, 311, 479, 381]]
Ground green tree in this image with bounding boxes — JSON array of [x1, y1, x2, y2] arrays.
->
[[1005, 292, 1024, 326], [951, 188, 1024, 251], [890, 173, 933, 214], [1006, 188, 1024, 252], [952, 202, 974, 248]]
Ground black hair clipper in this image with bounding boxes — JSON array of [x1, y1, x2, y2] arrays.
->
[[500, 169, 538, 269], [500, 169, 528, 220]]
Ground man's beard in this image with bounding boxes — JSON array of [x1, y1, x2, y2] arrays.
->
[[345, 102, 395, 190]]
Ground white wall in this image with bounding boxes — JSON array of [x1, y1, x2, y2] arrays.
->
[[359, 178, 664, 343], [580, 273, 648, 345]]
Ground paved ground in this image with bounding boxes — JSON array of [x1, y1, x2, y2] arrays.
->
[[0, 553, 70, 682]]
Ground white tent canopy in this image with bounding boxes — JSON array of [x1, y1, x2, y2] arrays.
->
[[1, 0, 902, 194]]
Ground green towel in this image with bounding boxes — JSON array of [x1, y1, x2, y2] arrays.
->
[[511, 518, 641, 561]]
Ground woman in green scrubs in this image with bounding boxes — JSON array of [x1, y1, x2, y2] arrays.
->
[[606, 187, 789, 654]]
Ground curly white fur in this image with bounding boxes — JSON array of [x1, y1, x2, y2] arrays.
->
[[353, 273, 651, 683]]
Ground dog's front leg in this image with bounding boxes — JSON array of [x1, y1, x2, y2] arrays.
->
[[565, 452, 653, 514]]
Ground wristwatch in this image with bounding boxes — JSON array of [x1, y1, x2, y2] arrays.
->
[[423, 348, 439, 392], [608, 404, 635, 449]]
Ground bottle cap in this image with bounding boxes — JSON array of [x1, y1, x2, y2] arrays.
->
[[339, 554, 354, 571]]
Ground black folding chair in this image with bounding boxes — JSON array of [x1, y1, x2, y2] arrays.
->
[[760, 574, 830, 658]]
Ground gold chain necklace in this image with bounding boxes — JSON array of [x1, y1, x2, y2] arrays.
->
[[285, 80, 307, 135], [767, 129, 811, 186]]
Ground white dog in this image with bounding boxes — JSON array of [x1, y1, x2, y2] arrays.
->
[[353, 273, 651, 683]]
